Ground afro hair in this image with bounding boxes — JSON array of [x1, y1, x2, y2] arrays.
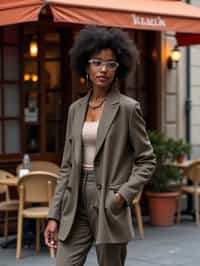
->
[[69, 25, 138, 80]]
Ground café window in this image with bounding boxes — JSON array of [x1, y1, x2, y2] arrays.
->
[[0, 26, 21, 155], [23, 31, 40, 153], [0, 24, 68, 159], [22, 28, 66, 156]]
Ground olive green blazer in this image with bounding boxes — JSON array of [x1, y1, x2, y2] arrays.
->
[[48, 88, 156, 244]]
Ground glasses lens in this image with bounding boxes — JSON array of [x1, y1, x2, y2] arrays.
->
[[89, 59, 101, 67], [106, 61, 119, 69]]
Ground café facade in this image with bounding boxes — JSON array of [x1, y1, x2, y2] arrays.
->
[[0, 0, 200, 171]]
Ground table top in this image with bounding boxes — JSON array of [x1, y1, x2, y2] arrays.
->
[[174, 160, 193, 169], [0, 177, 18, 186], [174, 159, 200, 169]]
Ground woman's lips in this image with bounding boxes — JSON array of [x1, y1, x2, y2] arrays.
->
[[96, 76, 108, 82]]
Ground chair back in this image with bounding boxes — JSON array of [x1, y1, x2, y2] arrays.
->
[[18, 171, 58, 203], [16, 160, 60, 176], [0, 170, 15, 199], [185, 161, 200, 185]]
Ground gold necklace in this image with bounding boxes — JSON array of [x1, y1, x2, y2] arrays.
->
[[89, 99, 105, 109]]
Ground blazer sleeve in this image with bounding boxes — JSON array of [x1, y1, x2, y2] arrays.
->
[[118, 102, 156, 205], [48, 105, 73, 221]]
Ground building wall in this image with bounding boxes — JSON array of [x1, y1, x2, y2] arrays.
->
[[161, 31, 187, 140], [190, 0, 200, 158], [161, 0, 200, 158]]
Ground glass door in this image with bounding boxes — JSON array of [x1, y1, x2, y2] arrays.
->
[[44, 33, 64, 153], [22, 27, 67, 157], [23, 31, 40, 153], [0, 25, 21, 156]]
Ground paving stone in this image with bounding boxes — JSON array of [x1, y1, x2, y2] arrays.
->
[[0, 221, 199, 266]]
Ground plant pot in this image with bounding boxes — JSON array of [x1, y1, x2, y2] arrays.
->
[[145, 191, 180, 226], [176, 154, 186, 163]]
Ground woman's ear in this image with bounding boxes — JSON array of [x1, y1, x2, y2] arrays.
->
[[86, 65, 89, 74]]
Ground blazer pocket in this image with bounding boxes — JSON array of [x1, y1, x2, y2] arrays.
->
[[106, 190, 123, 216], [108, 183, 123, 192]]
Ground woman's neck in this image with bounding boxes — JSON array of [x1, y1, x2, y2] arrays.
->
[[91, 86, 109, 101]]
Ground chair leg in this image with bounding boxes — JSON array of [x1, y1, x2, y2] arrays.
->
[[41, 218, 45, 232], [194, 193, 200, 225], [176, 192, 182, 224], [134, 202, 144, 239], [36, 219, 41, 251], [16, 215, 23, 259], [4, 211, 8, 240], [50, 247, 55, 258]]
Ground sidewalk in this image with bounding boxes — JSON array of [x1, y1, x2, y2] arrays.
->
[[0, 220, 199, 266]]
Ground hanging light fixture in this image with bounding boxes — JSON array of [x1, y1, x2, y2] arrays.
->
[[80, 77, 85, 84], [24, 73, 31, 81], [167, 45, 181, 69], [31, 74, 38, 82], [29, 40, 38, 57]]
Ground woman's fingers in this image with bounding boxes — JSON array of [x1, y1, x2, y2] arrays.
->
[[44, 220, 58, 248], [44, 229, 57, 248]]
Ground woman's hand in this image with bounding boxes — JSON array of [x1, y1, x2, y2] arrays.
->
[[115, 192, 125, 209], [44, 219, 58, 248]]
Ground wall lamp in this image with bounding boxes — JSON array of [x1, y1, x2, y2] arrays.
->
[[167, 45, 181, 69], [29, 40, 38, 57], [24, 73, 38, 82]]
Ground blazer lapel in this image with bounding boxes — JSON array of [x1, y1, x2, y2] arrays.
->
[[95, 88, 120, 159], [73, 91, 91, 164]]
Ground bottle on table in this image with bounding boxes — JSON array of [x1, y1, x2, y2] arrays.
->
[[19, 154, 31, 177], [22, 154, 31, 170]]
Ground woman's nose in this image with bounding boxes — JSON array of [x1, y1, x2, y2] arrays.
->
[[100, 64, 107, 72]]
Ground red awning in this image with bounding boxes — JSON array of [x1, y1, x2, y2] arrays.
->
[[1, 0, 200, 36], [176, 33, 200, 46], [0, 0, 43, 26], [47, 0, 200, 34]]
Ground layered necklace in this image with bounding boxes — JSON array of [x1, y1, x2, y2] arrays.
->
[[89, 97, 105, 109]]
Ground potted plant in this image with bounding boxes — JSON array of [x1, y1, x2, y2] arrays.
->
[[145, 131, 190, 226]]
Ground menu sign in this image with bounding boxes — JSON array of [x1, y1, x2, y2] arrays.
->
[[132, 14, 166, 28]]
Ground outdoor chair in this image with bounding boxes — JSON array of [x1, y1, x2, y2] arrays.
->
[[176, 160, 200, 225], [16, 160, 60, 176], [132, 188, 144, 239], [0, 170, 19, 240], [16, 171, 58, 259]]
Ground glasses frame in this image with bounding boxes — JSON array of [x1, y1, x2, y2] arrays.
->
[[88, 59, 119, 71]]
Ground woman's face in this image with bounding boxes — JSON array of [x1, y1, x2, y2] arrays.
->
[[87, 49, 118, 90]]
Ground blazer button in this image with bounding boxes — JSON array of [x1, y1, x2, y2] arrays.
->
[[96, 184, 102, 190]]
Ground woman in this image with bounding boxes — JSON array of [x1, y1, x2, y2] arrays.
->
[[44, 25, 156, 266]]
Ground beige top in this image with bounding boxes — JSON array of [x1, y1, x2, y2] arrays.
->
[[82, 120, 99, 169]]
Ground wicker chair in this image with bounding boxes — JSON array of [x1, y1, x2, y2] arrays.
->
[[16, 171, 58, 259], [132, 188, 144, 239], [16, 160, 60, 176], [176, 160, 200, 225], [0, 170, 18, 240]]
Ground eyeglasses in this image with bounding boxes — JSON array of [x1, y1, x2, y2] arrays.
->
[[88, 59, 119, 71]]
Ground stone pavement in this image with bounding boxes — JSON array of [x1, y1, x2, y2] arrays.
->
[[0, 220, 200, 266]]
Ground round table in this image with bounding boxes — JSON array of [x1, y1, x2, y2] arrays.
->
[[0, 177, 18, 186]]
